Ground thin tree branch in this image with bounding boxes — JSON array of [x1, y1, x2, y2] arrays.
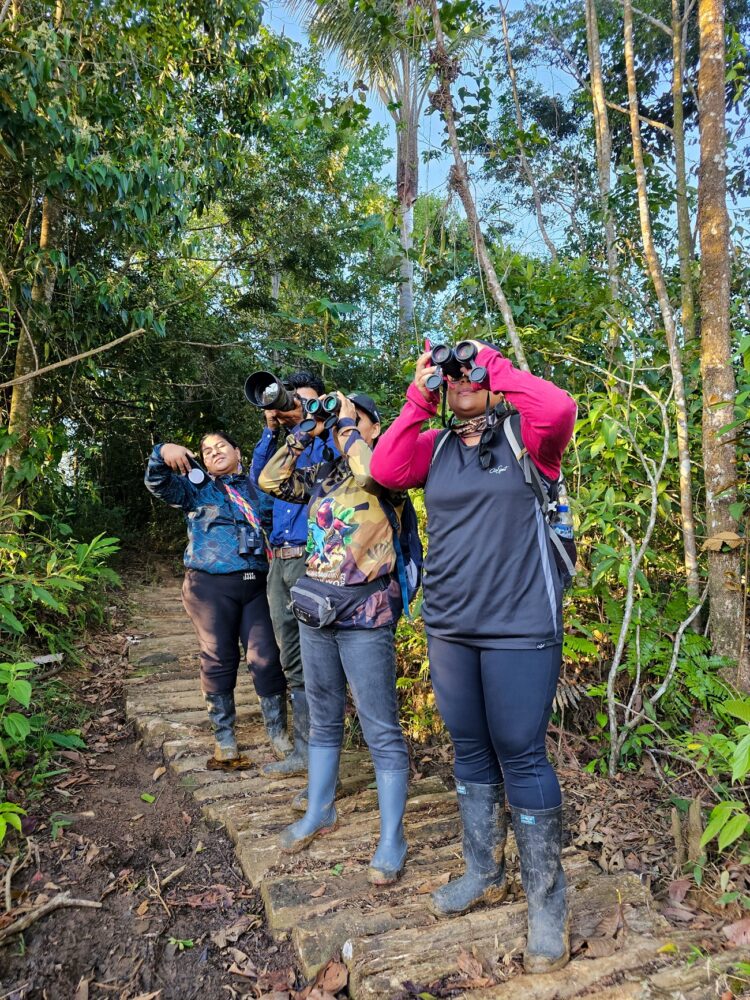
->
[[0, 330, 144, 390]]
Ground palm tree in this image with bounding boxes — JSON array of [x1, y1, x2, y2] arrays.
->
[[289, 0, 432, 352]]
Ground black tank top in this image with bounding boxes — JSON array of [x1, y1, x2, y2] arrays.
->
[[422, 427, 563, 648]]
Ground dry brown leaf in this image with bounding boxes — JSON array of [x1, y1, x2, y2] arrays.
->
[[594, 907, 622, 939], [722, 917, 750, 947], [702, 531, 743, 552], [152, 766, 167, 781], [136, 899, 149, 916], [663, 905, 696, 922], [668, 878, 691, 904], [456, 948, 484, 979], [131, 993, 161, 1000], [210, 913, 261, 949], [586, 937, 617, 958], [319, 960, 348, 994], [415, 872, 451, 894], [310, 883, 327, 898], [228, 962, 256, 980], [74, 977, 90, 1000]]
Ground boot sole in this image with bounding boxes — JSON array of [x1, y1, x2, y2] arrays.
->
[[279, 820, 338, 854], [524, 928, 570, 974], [367, 865, 404, 887], [428, 880, 508, 918]]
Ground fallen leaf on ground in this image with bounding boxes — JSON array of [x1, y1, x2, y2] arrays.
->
[[456, 949, 484, 979], [586, 937, 617, 958], [319, 960, 347, 994], [228, 962, 256, 980], [210, 913, 261, 949], [74, 977, 90, 1000], [310, 884, 327, 898], [415, 872, 450, 894], [668, 878, 691, 904], [136, 900, 149, 916], [662, 905, 696, 922], [152, 766, 167, 781], [721, 917, 750, 946]]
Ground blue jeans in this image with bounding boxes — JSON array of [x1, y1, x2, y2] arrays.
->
[[428, 637, 562, 810], [299, 624, 408, 771]]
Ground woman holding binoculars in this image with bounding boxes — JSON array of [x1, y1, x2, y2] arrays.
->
[[370, 341, 577, 974], [258, 392, 410, 886], [144, 432, 288, 766]]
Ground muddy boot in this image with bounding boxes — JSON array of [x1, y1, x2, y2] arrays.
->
[[368, 769, 408, 886], [430, 781, 508, 917], [511, 804, 570, 974], [204, 691, 238, 762], [263, 688, 309, 777], [259, 693, 293, 759], [279, 745, 339, 853]]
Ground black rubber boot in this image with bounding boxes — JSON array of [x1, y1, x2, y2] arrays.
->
[[258, 693, 293, 759], [203, 692, 238, 762], [511, 804, 570, 974], [430, 781, 508, 917], [279, 745, 340, 852], [263, 688, 309, 777]]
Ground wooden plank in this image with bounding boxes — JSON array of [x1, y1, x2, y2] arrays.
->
[[346, 869, 666, 1000], [578, 946, 747, 999]]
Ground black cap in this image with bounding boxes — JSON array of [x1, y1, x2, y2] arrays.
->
[[348, 393, 381, 424]]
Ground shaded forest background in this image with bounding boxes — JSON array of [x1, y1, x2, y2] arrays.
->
[[1, 0, 750, 899]]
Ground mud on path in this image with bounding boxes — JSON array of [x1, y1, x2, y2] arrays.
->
[[0, 589, 300, 1000]]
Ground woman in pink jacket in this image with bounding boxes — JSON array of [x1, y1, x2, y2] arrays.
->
[[370, 341, 576, 975]]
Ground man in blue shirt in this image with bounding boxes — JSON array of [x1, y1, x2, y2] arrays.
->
[[251, 370, 327, 777]]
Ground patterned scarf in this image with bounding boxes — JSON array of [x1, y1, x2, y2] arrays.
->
[[452, 415, 488, 439]]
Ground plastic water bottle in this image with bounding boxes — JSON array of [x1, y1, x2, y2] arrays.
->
[[553, 482, 574, 540]]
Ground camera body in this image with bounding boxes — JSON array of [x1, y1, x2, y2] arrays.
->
[[299, 393, 340, 433], [244, 371, 297, 412], [426, 341, 487, 391]]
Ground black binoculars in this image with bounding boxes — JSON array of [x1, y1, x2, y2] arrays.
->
[[425, 341, 487, 392], [237, 523, 264, 557], [244, 371, 298, 412], [299, 393, 340, 433]]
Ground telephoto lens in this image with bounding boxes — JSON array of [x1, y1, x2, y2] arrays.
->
[[244, 371, 297, 412]]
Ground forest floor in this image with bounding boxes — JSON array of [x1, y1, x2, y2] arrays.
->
[[1, 566, 749, 999]]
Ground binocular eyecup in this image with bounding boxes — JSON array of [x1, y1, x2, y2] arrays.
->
[[299, 393, 340, 433], [186, 455, 208, 486], [425, 341, 487, 392], [244, 371, 298, 412]]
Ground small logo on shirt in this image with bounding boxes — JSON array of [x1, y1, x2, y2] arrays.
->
[[536, 642, 547, 649], [487, 465, 508, 475], [520, 814, 536, 825], [243, 572, 256, 581]]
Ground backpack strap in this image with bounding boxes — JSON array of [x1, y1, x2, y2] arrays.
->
[[503, 414, 577, 581], [377, 494, 412, 620], [432, 428, 452, 463]]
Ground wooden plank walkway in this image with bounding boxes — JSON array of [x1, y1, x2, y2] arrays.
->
[[124, 582, 745, 999]]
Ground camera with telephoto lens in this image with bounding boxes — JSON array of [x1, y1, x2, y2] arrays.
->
[[299, 393, 340, 433], [244, 371, 298, 412], [237, 523, 264, 557], [425, 341, 487, 391]]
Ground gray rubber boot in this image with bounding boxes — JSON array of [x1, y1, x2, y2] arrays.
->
[[263, 687, 309, 777], [368, 769, 409, 886], [259, 693, 293, 759], [203, 691, 238, 762], [430, 781, 508, 917], [511, 804, 570, 974], [279, 745, 340, 853]]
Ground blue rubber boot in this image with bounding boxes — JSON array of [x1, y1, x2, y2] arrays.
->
[[368, 769, 409, 886], [511, 804, 570, 974], [279, 745, 340, 853], [203, 692, 238, 762], [430, 781, 508, 916]]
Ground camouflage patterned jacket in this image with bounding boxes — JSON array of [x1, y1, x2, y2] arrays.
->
[[258, 425, 404, 628]]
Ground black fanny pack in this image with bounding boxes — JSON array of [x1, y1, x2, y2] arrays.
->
[[290, 575, 390, 629]]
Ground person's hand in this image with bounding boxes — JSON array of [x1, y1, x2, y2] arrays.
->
[[265, 409, 281, 431], [277, 397, 305, 428], [333, 393, 358, 451], [160, 443, 195, 475], [415, 351, 440, 402], [337, 393, 357, 423]]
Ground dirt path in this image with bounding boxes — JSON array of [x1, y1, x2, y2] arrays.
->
[[117, 579, 748, 1000]]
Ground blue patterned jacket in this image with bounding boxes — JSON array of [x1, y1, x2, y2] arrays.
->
[[144, 444, 271, 574]]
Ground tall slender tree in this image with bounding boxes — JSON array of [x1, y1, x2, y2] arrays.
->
[[698, 0, 748, 689]]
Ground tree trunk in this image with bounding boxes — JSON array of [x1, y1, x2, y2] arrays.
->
[[427, 0, 529, 372], [673, 0, 697, 345], [499, 1, 557, 261], [698, 0, 747, 688], [396, 52, 418, 355], [622, 0, 701, 603], [3, 194, 61, 495], [584, 0, 619, 306]]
